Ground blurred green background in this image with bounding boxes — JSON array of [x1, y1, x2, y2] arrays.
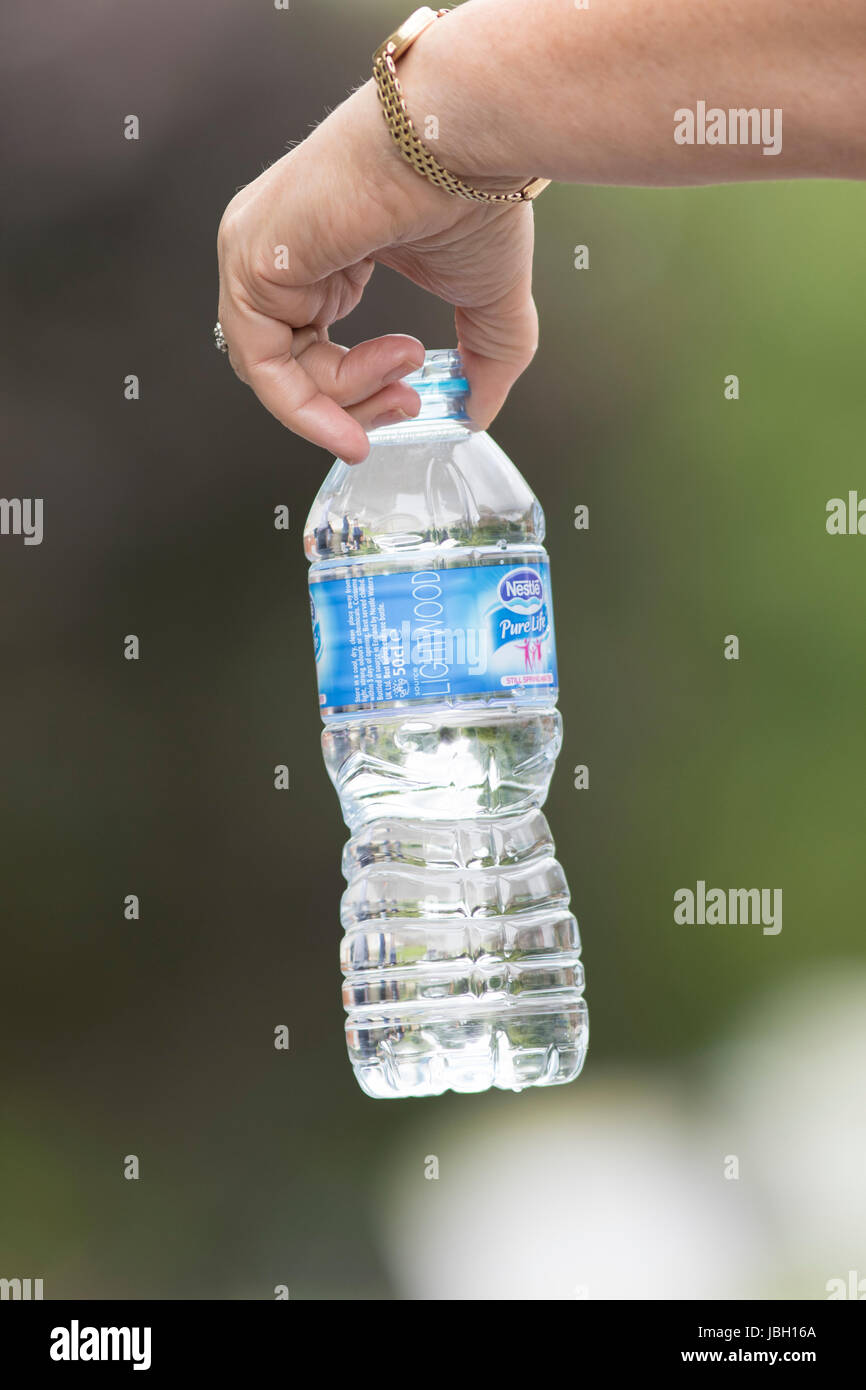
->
[[2, 0, 864, 1299]]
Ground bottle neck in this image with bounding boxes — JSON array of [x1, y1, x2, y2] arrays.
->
[[366, 412, 473, 447], [366, 348, 471, 445]]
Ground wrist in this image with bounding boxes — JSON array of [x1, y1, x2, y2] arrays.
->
[[393, 5, 535, 191], [343, 79, 464, 223]]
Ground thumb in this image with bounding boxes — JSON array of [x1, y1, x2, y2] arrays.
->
[[455, 274, 539, 430]]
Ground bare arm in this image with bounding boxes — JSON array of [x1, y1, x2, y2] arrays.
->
[[401, 0, 866, 185], [216, 0, 866, 461]]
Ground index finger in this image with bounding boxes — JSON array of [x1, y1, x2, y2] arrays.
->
[[218, 296, 372, 463]]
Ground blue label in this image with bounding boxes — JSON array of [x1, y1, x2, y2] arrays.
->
[[309, 592, 322, 661], [309, 561, 558, 712]]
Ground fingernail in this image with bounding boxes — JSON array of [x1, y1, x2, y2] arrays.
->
[[382, 359, 419, 385], [371, 408, 410, 429]]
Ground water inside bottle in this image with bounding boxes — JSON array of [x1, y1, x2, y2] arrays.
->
[[304, 350, 588, 1097]]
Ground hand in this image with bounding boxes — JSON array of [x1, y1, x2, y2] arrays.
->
[[216, 79, 539, 464]]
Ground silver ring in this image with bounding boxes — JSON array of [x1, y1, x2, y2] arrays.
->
[[213, 321, 228, 353]]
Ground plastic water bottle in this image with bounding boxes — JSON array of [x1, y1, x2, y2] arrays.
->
[[304, 349, 588, 1098]]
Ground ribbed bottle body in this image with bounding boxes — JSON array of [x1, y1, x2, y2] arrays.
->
[[304, 352, 588, 1097]]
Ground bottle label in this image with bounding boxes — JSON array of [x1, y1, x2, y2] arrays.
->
[[309, 561, 558, 712]]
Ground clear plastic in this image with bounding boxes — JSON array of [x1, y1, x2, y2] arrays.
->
[[304, 350, 588, 1098]]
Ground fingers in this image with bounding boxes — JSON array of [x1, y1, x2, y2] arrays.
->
[[233, 369, 369, 458], [232, 313, 373, 462], [455, 272, 540, 431], [346, 384, 422, 432], [298, 335, 425, 407], [301, 335, 424, 437], [219, 295, 425, 462]]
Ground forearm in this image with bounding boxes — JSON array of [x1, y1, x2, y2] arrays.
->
[[216, 0, 864, 452], [398, 0, 866, 185]]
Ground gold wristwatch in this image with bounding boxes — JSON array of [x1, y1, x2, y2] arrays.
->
[[373, 6, 550, 204]]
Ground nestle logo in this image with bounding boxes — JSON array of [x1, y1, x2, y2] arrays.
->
[[499, 568, 543, 610]]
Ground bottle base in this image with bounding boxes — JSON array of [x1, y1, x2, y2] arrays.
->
[[347, 998, 589, 1100]]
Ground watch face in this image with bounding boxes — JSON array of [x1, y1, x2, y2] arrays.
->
[[390, 7, 441, 60], [374, 7, 443, 64]]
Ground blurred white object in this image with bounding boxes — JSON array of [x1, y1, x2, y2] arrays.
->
[[379, 968, 866, 1299], [708, 966, 866, 1293], [378, 1080, 767, 1299]]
